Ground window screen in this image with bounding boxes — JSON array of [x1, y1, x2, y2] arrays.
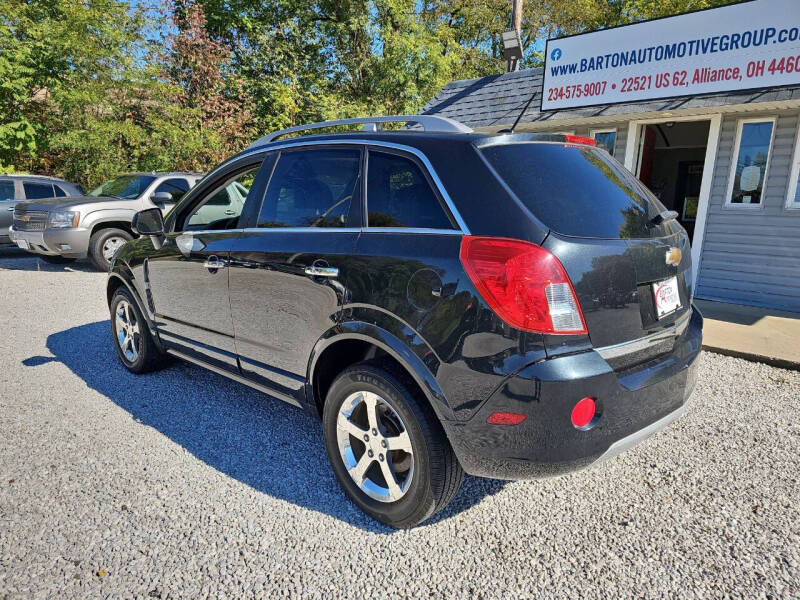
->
[[366, 151, 453, 229], [729, 120, 774, 205], [258, 148, 360, 228], [23, 182, 55, 200], [593, 131, 616, 156]]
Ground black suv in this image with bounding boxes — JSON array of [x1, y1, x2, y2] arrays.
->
[[108, 116, 702, 527]]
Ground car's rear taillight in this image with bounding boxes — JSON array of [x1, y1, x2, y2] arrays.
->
[[459, 236, 587, 335]]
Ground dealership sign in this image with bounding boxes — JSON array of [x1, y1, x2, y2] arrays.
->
[[542, 0, 800, 111]]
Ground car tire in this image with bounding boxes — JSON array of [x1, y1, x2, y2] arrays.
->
[[89, 227, 132, 271], [109, 287, 167, 374], [323, 360, 463, 528], [38, 255, 77, 264]]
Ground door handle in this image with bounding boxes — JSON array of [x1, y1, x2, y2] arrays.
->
[[224, 209, 237, 215], [203, 255, 228, 270], [7, 207, 14, 211], [304, 265, 339, 278]]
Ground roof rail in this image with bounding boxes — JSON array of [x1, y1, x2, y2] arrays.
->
[[248, 115, 473, 148]]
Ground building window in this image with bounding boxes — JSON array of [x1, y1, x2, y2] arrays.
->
[[786, 124, 800, 209], [591, 129, 617, 156], [725, 118, 775, 207]]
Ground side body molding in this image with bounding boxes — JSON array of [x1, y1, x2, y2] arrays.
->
[[307, 319, 455, 422]]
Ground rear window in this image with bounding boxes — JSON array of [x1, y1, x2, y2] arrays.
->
[[480, 143, 664, 239]]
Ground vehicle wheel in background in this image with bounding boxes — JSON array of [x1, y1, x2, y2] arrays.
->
[[38, 255, 77, 264], [109, 287, 167, 374], [89, 227, 132, 271], [322, 360, 463, 528]]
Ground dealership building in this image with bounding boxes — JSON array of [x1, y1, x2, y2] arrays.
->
[[423, 0, 800, 312]]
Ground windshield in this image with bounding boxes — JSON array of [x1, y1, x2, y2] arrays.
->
[[480, 143, 666, 239], [89, 175, 156, 199]]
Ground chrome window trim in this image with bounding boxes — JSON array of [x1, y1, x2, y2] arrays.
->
[[239, 227, 362, 234], [359, 227, 463, 235], [183, 226, 463, 236], [202, 139, 471, 235]]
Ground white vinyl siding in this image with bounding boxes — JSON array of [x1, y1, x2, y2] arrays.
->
[[695, 110, 800, 312]]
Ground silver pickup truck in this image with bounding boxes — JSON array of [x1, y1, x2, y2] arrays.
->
[[10, 172, 205, 270]]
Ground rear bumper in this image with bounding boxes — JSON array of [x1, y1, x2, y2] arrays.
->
[[8, 226, 89, 258], [443, 306, 702, 479]]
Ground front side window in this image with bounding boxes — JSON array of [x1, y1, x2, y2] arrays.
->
[[154, 178, 190, 203], [366, 151, 453, 229], [257, 148, 360, 228], [184, 166, 260, 231], [89, 175, 156, 200], [592, 129, 617, 156], [727, 119, 775, 206], [0, 180, 14, 201]]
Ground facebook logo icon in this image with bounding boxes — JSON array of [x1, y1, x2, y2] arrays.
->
[[550, 48, 562, 61]]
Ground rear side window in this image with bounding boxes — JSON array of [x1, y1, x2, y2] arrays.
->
[[54, 185, 67, 197], [258, 148, 360, 228], [366, 151, 453, 229], [480, 143, 664, 239], [0, 181, 14, 201], [23, 182, 55, 200]]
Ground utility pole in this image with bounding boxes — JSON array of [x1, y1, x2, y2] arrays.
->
[[512, 0, 523, 34]]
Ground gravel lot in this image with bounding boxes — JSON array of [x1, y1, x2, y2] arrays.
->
[[1, 247, 798, 599]]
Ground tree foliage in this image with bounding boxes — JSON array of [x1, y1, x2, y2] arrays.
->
[[0, 0, 738, 186]]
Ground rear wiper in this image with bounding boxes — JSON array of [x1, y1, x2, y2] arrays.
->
[[648, 210, 679, 226]]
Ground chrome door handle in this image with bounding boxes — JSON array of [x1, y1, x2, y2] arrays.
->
[[304, 265, 339, 278], [203, 255, 228, 270]]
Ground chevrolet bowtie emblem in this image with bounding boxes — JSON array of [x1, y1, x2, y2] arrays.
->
[[665, 246, 682, 266], [19, 214, 29, 222]]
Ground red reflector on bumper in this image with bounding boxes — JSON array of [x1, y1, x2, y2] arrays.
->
[[487, 411, 526, 426], [571, 397, 596, 429]]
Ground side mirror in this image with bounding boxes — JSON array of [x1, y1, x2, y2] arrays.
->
[[132, 208, 164, 236], [133, 208, 166, 250], [150, 191, 173, 204]]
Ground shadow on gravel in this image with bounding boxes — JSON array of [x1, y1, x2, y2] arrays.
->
[[26, 320, 506, 532], [0, 247, 96, 272]]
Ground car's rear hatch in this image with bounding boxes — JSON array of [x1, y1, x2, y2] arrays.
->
[[478, 137, 693, 361]]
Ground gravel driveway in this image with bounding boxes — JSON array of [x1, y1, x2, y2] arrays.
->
[[1, 248, 798, 598]]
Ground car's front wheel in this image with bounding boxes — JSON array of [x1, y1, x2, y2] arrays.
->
[[322, 361, 463, 528], [110, 288, 167, 374], [89, 227, 132, 271]]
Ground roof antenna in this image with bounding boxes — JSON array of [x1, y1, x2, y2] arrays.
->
[[499, 86, 537, 134]]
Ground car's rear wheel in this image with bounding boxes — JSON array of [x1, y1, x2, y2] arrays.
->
[[89, 227, 132, 271], [322, 361, 463, 528], [110, 288, 166, 374], [38, 255, 76, 264]]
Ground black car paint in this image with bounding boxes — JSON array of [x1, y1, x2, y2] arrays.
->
[[109, 131, 702, 480]]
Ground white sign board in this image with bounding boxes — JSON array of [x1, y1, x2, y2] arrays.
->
[[542, 0, 800, 111]]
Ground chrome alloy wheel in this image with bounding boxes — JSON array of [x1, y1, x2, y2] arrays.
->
[[102, 236, 126, 262], [115, 300, 141, 363], [336, 391, 414, 503]]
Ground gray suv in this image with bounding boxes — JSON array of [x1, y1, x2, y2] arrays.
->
[[10, 172, 202, 270], [0, 174, 84, 245]]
